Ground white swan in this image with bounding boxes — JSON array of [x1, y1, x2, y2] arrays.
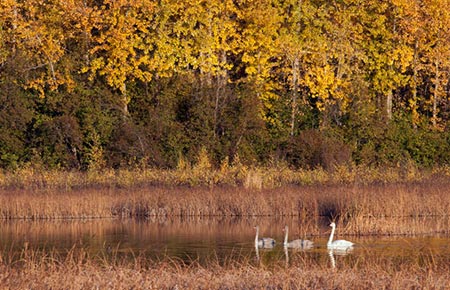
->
[[327, 222, 354, 250], [283, 225, 313, 249], [254, 226, 275, 248]]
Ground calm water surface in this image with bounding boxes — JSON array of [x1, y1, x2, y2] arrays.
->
[[1, 217, 450, 267]]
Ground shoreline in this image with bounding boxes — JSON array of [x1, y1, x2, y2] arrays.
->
[[0, 179, 449, 236], [1, 165, 450, 190]]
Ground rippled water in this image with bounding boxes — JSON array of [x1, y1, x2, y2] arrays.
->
[[1, 216, 450, 267]]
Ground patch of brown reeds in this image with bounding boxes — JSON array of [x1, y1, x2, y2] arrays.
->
[[0, 180, 449, 235], [0, 246, 449, 289]]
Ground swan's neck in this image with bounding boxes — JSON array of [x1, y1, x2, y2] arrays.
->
[[255, 228, 259, 246], [284, 228, 288, 245], [328, 225, 335, 246]]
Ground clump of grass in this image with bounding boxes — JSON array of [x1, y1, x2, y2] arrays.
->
[[243, 169, 263, 189]]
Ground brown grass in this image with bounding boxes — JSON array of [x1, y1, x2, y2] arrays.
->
[[1, 167, 449, 288], [0, 180, 449, 235], [0, 246, 448, 289], [1, 165, 450, 237]]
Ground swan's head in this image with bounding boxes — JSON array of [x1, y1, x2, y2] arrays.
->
[[254, 226, 259, 230], [329, 222, 336, 228], [282, 225, 288, 232]]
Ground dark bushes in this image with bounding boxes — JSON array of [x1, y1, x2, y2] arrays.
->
[[284, 130, 352, 170]]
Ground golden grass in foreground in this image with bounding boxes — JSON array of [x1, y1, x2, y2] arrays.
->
[[0, 247, 449, 289]]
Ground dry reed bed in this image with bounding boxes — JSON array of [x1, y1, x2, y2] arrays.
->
[[0, 247, 449, 289], [0, 181, 450, 235], [4, 264, 447, 289], [0, 183, 448, 220]]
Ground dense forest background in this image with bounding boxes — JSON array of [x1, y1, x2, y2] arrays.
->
[[0, 0, 449, 171]]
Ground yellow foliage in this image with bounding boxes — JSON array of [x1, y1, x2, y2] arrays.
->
[[3, 0, 449, 129]]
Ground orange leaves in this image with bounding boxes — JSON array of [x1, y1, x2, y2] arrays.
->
[[185, 0, 239, 78]]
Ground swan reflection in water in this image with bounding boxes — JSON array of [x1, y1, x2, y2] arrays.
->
[[254, 238, 277, 263], [328, 247, 354, 269], [284, 244, 311, 266], [282, 226, 314, 266]]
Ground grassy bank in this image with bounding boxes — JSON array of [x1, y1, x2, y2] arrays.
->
[[0, 181, 449, 236], [1, 165, 450, 235], [0, 246, 448, 289], [1, 164, 450, 190]]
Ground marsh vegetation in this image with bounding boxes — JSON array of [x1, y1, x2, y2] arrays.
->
[[1, 168, 450, 288], [2, 0, 450, 287], [0, 226, 449, 289]]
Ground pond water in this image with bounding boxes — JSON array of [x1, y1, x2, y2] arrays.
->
[[1, 216, 450, 268]]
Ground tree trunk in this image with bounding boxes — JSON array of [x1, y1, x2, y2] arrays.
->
[[122, 83, 129, 118], [290, 56, 299, 136], [214, 51, 227, 138], [432, 60, 439, 128], [411, 39, 419, 128], [386, 89, 393, 122]]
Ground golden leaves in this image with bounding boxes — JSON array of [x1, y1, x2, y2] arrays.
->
[[4, 0, 450, 129], [84, 0, 158, 93], [5, 0, 77, 97]]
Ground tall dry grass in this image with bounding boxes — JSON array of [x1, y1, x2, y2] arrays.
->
[[1, 164, 450, 190], [0, 245, 448, 289], [0, 181, 449, 235]]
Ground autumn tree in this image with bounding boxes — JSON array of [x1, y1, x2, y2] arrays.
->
[[2, 0, 77, 96], [276, 0, 328, 134], [360, 0, 413, 122], [179, 0, 240, 139], [392, 0, 450, 129], [420, 0, 450, 129], [237, 0, 282, 134], [84, 0, 158, 116]]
